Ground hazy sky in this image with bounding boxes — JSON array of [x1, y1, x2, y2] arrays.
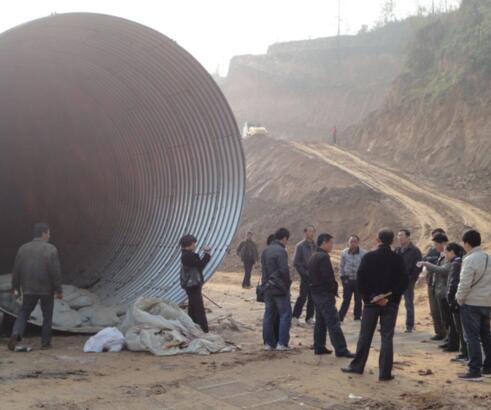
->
[[1, 1, 460, 74]]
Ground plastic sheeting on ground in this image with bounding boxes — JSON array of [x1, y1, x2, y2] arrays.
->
[[83, 327, 125, 353], [119, 297, 235, 356]]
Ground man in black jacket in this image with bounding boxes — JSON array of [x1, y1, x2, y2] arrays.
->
[[262, 228, 292, 351], [292, 225, 316, 325], [395, 229, 422, 333], [342, 229, 408, 381], [9, 223, 63, 351], [180, 234, 211, 333], [236, 232, 259, 289], [308, 233, 354, 358]]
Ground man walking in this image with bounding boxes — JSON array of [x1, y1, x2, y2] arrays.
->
[[339, 235, 366, 322], [262, 228, 292, 351], [424, 228, 447, 340], [237, 232, 259, 289], [341, 229, 408, 381], [9, 223, 63, 351], [456, 229, 491, 381], [395, 229, 422, 333], [308, 233, 354, 358], [292, 226, 316, 326]]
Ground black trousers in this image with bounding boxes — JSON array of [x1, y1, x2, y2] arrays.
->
[[339, 279, 362, 321], [242, 260, 254, 288], [12, 294, 54, 346], [438, 297, 459, 349], [292, 276, 315, 321], [427, 278, 446, 338], [311, 291, 348, 355], [453, 309, 468, 357], [349, 304, 399, 379], [186, 286, 208, 333]]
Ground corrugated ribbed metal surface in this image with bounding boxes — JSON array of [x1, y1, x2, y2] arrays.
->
[[0, 13, 245, 308]]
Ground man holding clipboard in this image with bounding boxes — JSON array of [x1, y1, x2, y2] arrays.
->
[[341, 229, 408, 381]]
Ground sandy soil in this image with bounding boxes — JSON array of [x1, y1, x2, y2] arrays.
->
[[1, 270, 490, 410], [292, 142, 491, 249]]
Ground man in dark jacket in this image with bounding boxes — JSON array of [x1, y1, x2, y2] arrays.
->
[[342, 229, 408, 381], [262, 228, 292, 351], [424, 228, 447, 340], [237, 232, 259, 289], [180, 234, 211, 333], [308, 233, 354, 358], [9, 223, 63, 351], [395, 229, 422, 333], [292, 225, 316, 325]]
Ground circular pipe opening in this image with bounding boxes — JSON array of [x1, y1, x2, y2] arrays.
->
[[0, 13, 245, 306]]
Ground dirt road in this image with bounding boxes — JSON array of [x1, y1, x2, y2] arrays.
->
[[292, 142, 491, 247]]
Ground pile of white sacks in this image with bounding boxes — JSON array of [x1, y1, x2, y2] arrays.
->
[[0, 274, 126, 331], [30, 285, 127, 330]]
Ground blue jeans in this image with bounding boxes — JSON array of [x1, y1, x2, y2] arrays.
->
[[461, 304, 491, 376], [311, 291, 349, 355], [404, 279, 416, 329], [263, 291, 292, 347]]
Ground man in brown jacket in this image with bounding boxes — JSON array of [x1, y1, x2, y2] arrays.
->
[[8, 223, 63, 351]]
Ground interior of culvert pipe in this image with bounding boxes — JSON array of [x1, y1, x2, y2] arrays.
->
[[0, 13, 245, 308]]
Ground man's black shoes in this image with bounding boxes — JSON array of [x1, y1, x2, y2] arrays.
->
[[430, 335, 445, 341], [315, 347, 333, 355], [458, 372, 483, 382], [341, 367, 363, 375], [379, 375, 395, 382], [337, 351, 355, 358]]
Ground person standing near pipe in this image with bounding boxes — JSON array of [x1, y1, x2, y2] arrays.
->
[[292, 225, 316, 326], [236, 232, 259, 289], [179, 235, 211, 333], [8, 223, 63, 351]]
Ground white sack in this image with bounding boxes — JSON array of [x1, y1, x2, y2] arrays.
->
[[121, 297, 234, 356], [84, 327, 125, 353]]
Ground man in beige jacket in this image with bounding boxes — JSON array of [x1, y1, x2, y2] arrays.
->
[[456, 229, 491, 382]]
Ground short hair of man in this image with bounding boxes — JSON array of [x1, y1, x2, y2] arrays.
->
[[431, 228, 446, 237], [274, 228, 290, 241], [317, 233, 333, 247], [266, 234, 275, 246], [432, 233, 449, 243], [33, 223, 50, 238], [462, 229, 481, 248], [179, 234, 198, 248], [349, 234, 360, 241], [378, 229, 394, 245], [304, 225, 315, 233], [399, 229, 411, 237]]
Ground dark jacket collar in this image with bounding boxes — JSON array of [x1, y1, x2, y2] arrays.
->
[[273, 239, 285, 248], [378, 244, 392, 250]]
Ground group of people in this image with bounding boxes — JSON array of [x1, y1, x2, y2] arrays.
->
[[252, 225, 491, 382], [7, 222, 491, 383]]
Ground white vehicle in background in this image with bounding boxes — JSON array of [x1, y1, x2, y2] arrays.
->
[[242, 122, 268, 138]]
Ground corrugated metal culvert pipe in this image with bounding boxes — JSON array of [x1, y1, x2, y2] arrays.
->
[[0, 13, 245, 317]]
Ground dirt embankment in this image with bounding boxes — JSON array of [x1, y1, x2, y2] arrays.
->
[[341, 1, 491, 207], [220, 137, 405, 272], [217, 18, 429, 139]]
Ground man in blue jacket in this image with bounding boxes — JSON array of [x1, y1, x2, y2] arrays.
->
[[262, 228, 292, 351]]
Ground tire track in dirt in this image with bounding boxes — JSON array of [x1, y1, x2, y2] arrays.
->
[[291, 142, 491, 247]]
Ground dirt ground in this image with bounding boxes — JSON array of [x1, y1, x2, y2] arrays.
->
[[1, 271, 490, 410]]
